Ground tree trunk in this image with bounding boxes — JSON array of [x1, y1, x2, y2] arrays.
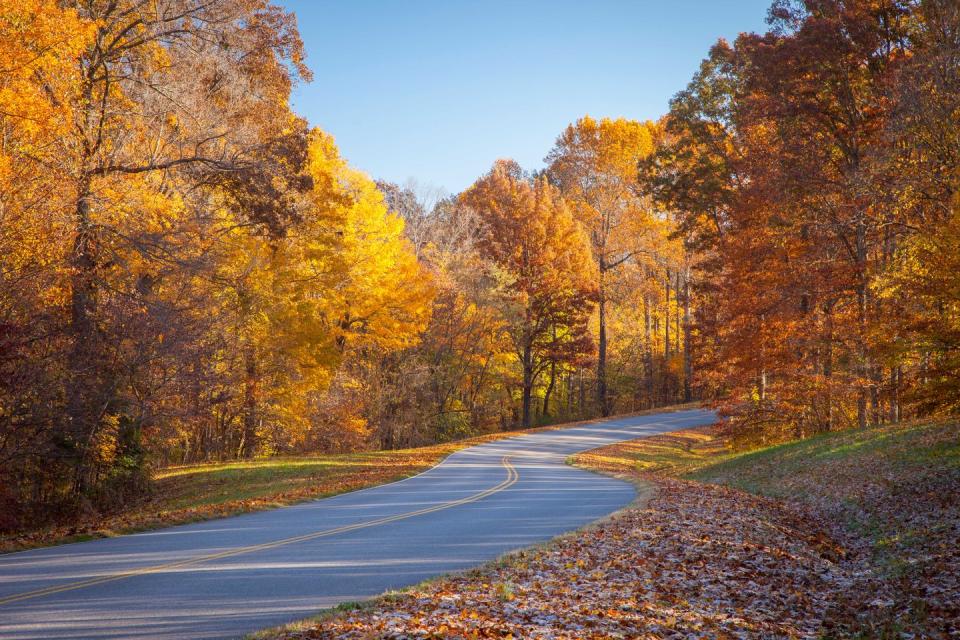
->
[[856, 222, 869, 429], [664, 269, 671, 360], [682, 268, 692, 402], [596, 274, 609, 416], [67, 175, 99, 495], [542, 360, 556, 418], [239, 344, 259, 458], [870, 365, 882, 425], [890, 366, 902, 423], [643, 295, 655, 408], [824, 306, 834, 431], [675, 269, 682, 355], [857, 383, 867, 429], [521, 342, 533, 428], [579, 368, 585, 417]]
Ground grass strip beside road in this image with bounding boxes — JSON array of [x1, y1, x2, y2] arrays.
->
[[2, 448, 460, 554], [575, 418, 960, 637]]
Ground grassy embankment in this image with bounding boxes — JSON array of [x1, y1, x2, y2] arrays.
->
[[264, 416, 959, 639], [1, 403, 699, 553]]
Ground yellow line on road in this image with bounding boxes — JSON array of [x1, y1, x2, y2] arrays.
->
[[0, 456, 518, 607]]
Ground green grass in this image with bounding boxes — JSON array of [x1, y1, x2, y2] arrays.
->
[[577, 416, 959, 568], [688, 419, 960, 588], [153, 450, 446, 510], [688, 419, 960, 500]]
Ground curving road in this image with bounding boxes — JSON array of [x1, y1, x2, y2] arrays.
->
[[0, 408, 715, 639]]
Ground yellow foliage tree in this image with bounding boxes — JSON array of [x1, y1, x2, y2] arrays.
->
[[224, 129, 433, 455], [546, 116, 663, 414]]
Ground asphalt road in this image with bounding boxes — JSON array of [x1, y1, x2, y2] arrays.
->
[[0, 408, 715, 639]]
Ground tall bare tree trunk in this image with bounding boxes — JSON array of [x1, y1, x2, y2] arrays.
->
[[675, 269, 682, 355], [67, 175, 98, 495], [644, 295, 655, 408], [683, 268, 692, 402], [239, 344, 259, 458], [824, 305, 834, 431], [596, 266, 609, 416], [856, 222, 870, 429], [521, 342, 534, 428], [579, 368, 585, 417], [542, 360, 556, 418], [664, 269, 671, 360], [890, 366, 901, 423]]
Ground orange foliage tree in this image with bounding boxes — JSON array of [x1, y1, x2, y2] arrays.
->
[[462, 160, 598, 428], [648, 0, 960, 443]]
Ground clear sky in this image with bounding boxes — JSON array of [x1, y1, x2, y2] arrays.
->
[[277, 0, 773, 195]]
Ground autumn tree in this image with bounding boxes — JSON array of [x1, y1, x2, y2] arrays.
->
[[462, 160, 597, 428], [285, 133, 433, 451], [646, 0, 960, 443], [546, 116, 662, 415], [0, 0, 91, 522], [0, 0, 437, 527], [399, 194, 512, 443], [881, 190, 960, 414], [43, 0, 312, 492]]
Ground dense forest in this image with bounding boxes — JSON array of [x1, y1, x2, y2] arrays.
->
[[1, 0, 958, 531], [651, 0, 960, 446]]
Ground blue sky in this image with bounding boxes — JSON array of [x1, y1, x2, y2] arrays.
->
[[278, 0, 772, 194]]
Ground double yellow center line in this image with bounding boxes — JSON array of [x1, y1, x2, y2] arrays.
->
[[0, 456, 518, 607]]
